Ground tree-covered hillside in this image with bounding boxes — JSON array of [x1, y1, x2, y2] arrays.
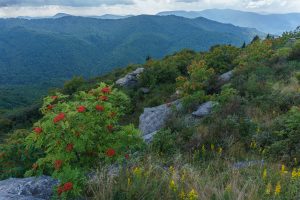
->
[[0, 15, 262, 111]]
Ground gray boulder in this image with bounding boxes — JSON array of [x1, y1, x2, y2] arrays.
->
[[142, 131, 157, 143], [192, 101, 215, 118], [0, 176, 58, 200], [116, 68, 144, 87], [218, 70, 234, 83], [139, 100, 182, 136], [140, 87, 150, 94]]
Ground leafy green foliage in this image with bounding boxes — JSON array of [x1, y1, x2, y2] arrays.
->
[[267, 107, 300, 163], [0, 129, 42, 180], [289, 42, 300, 61], [205, 45, 240, 73], [25, 83, 143, 198]]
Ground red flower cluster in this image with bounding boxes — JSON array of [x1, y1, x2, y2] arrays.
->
[[125, 154, 129, 159], [57, 182, 73, 196], [101, 87, 111, 94], [47, 105, 54, 110], [66, 143, 74, 152], [34, 127, 42, 135], [57, 187, 64, 196], [100, 95, 108, 101], [77, 105, 86, 113], [53, 113, 65, 123], [106, 148, 116, 157], [107, 124, 114, 132], [95, 105, 104, 111], [64, 182, 73, 191], [54, 160, 63, 170], [51, 96, 58, 100]]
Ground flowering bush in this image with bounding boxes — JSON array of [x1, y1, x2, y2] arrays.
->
[[25, 83, 143, 198]]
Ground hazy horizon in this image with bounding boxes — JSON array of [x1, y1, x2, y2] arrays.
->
[[0, 0, 299, 18]]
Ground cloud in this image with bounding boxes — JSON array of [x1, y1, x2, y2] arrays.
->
[[0, 0, 134, 7], [0, 0, 299, 18]]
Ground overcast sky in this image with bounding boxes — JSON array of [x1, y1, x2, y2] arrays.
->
[[0, 0, 299, 18]]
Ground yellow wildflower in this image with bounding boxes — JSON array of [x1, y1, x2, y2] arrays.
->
[[262, 169, 267, 179], [169, 179, 177, 192], [292, 168, 297, 179], [297, 168, 300, 177], [133, 167, 142, 177], [275, 182, 281, 195], [127, 178, 131, 185], [179, 190, 186, 200], [265, 182, 272, 195], [211, 144, 215, 151], [281, 165, 288, 175], [169, 166, 175, 174], [218, 147, 223, 155], [225, 184, 232, 192], [188, 189, 198, 200]]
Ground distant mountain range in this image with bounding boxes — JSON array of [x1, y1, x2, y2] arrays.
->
[[157, 9, 300, 35], [0, 15, 262, 109], [16, 13, 133, 20]]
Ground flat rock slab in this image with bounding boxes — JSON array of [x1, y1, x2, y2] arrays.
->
[[116, 68, 144, 87], [139, 100, 182, 136], [192, 101, 215, 118], [0, 176, 58, 200]]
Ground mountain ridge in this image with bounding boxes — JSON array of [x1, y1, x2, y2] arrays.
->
[[157, 9, 300, 34]]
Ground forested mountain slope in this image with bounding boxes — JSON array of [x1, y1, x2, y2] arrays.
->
[[0, 15, 262, 110]]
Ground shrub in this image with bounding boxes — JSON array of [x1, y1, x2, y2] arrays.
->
[[151, 129, 177, 155], [296, 72, 300, 84], [205, 45, 240, 74], [176, 60, 215, 96], [267, 106, 300, 163], [25, 83, 143, 199], [289, 42, 300, 61], [0, 129, 42, 180], [62, 76, 85, 95]]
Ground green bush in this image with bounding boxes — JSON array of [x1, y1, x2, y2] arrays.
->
[[151, 129, 177, 155], [25, 83, 144, 199], [0, 129, 42, 180], [267, 106, 300, 163], [289, 42, 300, 61], [205, 45, 240, 74]]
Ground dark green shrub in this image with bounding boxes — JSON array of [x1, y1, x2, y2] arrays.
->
[[151, 129, 177, 155], [0, 129, 42, 180], [289, 42, 300, 61], [267, 106, 300, 163]]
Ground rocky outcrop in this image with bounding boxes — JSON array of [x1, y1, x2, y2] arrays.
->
[[116, 68, 144, 87], [192, 101, 215, 118], [0, 176, 58, 200], [139, 100, 182, 136], [138, 70, 234, 142], [218, 70, 233, 83]]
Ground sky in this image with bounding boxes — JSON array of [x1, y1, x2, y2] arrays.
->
[[0, 0, 299, 18]]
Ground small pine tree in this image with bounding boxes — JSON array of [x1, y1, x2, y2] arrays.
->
[[241, 42, 246, 48], [251, 35, 260, 44]]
